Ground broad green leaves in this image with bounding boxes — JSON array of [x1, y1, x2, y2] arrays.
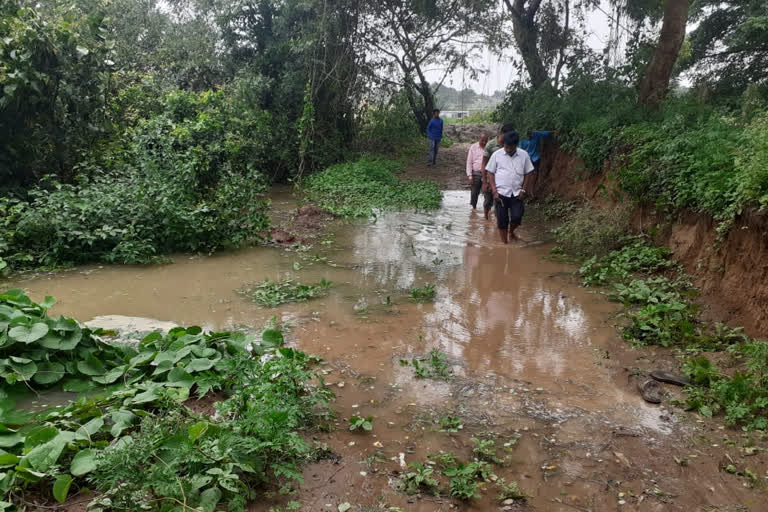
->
[[70, 449, 97, 476], [0, 290, 250, 392], [26, 432, 74, 472], [0, 425, 23, 448], [32, 362, 65, 385], [0, 288, 314, 511], [9, 323, 48, 344], [53, 474, 73, 503]]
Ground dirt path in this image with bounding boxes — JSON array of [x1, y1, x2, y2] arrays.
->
[[403, 142, 475, 191], [7, 144, 768, 512]]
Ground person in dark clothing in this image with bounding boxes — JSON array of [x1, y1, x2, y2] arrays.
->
[[426, 109, 443, 166]]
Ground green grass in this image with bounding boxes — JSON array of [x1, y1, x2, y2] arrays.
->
[[303, 156, 441, 217], [552, 204, 631, 258]]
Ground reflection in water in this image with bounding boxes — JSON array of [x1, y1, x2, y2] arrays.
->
[[417, 193, 592, 384]]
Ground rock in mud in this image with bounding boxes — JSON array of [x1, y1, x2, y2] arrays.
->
[[638, 378, 663, 404]]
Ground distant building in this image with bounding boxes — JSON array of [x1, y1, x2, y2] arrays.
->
[[441, 110, 470, 119]]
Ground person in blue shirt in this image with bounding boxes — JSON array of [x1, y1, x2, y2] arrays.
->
[[519, 130, 553, 196], [426, 109, 443, 166], [519, 130, 552, 172]]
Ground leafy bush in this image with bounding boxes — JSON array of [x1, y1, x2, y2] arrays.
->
[[303, 157, 441, 217], [239, 278, 332, 307], [683, 342, 768, 430], [552, 204, 631, 258], [0, 2, 114, 186], [358, 93, 422, 152], [0, 289, 261, 393], [0, 290, 332, 510], [1, 90, 271, 269], [580, 241, 675, 286]]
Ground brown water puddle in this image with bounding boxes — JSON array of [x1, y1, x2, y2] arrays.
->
[[4, 190, 766, 511]]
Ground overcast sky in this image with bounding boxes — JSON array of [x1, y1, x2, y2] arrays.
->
[[425, 1, 618, 95]]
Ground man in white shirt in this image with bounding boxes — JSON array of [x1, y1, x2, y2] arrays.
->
[[485, 131, 535, 244], [465, 133, 488, 210]]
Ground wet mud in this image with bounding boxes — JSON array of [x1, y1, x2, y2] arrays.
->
[[5, 149, 767, 511]]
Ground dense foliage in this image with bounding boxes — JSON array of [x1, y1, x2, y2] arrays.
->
[[303, 157, 442, 217], [497, 79, 768, 230], [0, 89, 270, 269], [0, 290, 332, 510], [0, 0, 379, 272]]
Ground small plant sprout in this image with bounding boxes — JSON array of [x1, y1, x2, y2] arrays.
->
[[432, 257, 443, 265], [471, 437, 500, 463], [439, 416, 463, 433], [398, 462, 439, 495], [410, 283, 436, 302], [496, 479, 528, 501], [401, 349, 452, 380], [349, 416, 374, 432], [427, 450, 459, 469]]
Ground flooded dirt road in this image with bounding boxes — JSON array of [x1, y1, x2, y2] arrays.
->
[[5, 162, 767, 511]]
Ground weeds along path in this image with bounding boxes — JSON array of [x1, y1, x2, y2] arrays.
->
[[5, 163, 768, 511]]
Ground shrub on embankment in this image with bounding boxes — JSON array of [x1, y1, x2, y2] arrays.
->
[[549, 207, 768, 430], [495, 81, 768, 231]]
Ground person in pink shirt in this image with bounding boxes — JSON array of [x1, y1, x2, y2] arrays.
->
[[466, 132, 489, 210]]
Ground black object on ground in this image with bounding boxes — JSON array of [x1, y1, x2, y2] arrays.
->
[[650, 370, 692, 387]]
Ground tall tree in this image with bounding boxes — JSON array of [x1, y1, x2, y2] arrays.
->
[[360, 0, 487, 132], [681, 0, 768, 96], [503, 0, 549, 89], [502, 0, 596, 90], [637, 0, 689, 107], [180, 0, 366, 174]]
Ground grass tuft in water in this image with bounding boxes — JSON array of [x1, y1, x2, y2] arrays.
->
[[400, 349, 452, 380], [239, 278, 332, 307], [410, 283, 436, 302]]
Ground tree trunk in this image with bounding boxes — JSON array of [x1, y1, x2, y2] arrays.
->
[[637, 0, 690, 108], [403, 76, 430, 133], [553, 0, 569, 90], [511, 13, 549, 89]]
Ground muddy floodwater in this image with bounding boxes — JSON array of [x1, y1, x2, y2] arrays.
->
[[6, 190, 766, 511]]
